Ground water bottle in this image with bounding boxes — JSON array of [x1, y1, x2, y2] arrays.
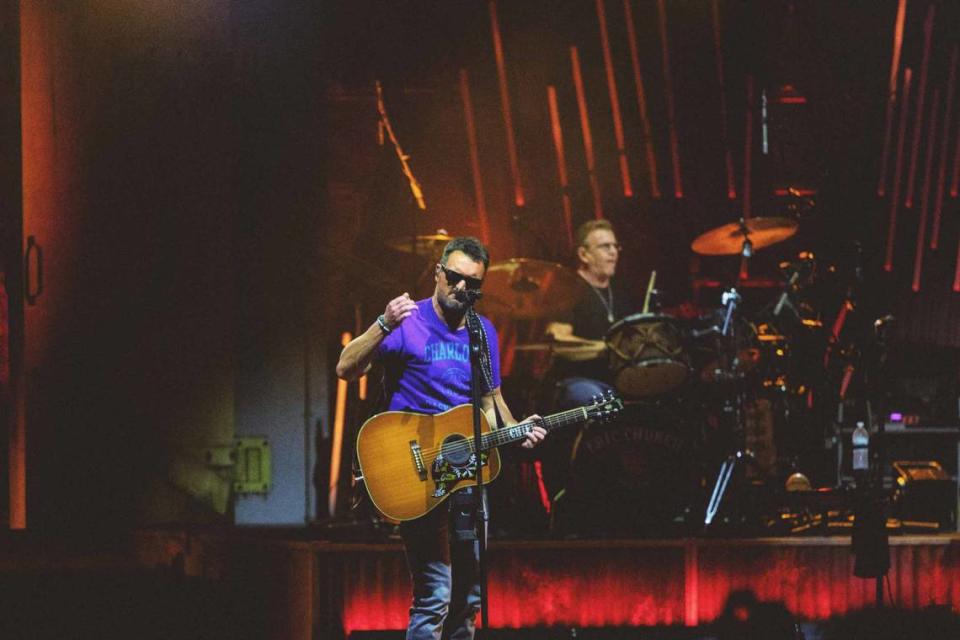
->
[[852, 420, 869, 472]]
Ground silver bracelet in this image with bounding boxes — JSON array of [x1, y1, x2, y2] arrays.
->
[[376, 314, 393, 334]]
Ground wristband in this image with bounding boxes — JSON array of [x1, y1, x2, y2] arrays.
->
[[376, 314, 393, 335]]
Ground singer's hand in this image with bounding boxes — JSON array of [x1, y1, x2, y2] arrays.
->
[[520, 416, 546, 449], [384, 293, 417, 328]]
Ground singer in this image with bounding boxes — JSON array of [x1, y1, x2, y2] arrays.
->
[[336, 235, 545, 640]]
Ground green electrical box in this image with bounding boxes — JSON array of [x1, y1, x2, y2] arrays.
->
[[234, 437, 271, 494]]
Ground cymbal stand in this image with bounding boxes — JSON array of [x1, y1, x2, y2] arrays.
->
[[704, 229, 756, 528], [703, 287, 756, 526]]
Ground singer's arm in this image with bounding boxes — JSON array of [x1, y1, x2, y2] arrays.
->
[[336, 293, 417, 380], [336, 321, 384, 381]]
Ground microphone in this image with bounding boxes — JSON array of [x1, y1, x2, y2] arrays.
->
[[454, 289, 483, 304]]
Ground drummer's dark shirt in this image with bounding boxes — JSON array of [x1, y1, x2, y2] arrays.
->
[[555, 277, 636, 382]]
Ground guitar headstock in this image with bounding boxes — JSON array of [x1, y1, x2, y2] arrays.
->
[[586, 389, 624, 423]]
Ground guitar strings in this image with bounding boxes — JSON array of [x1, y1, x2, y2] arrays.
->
[[415, 410, 577, 459], [414, 421, 534, 459], [413, 407, 589, 459]]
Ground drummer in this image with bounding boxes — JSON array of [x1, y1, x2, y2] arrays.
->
[[545, 219, 636, 409]]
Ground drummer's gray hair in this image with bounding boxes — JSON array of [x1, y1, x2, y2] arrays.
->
[[576, 219, 615, 248]]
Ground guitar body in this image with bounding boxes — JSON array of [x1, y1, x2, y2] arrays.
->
[[356, 404, 502, 522]]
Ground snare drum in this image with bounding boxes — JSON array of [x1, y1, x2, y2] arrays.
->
[[605, 313, 691, 397]]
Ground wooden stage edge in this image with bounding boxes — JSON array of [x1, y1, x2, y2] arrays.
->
[[130, 528, 960, 639]]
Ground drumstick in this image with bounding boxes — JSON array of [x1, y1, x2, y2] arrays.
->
[[642, 270, 657, 313]]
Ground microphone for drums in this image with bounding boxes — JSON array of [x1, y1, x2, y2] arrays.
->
[[454, 289, 484, 305]]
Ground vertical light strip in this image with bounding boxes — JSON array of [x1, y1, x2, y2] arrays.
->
[[905, 5, 936, 208], [913, 89, 939, 292], [460, 69, 491, 244], [953, 233, 960, 291], [571, 46, 604, 220], [711, 0, 736, 200], [886, 68, 914, 272], [878, 0, 909, 196], [488, 1, 525, 207], [656, 0, 683, 198], [624, 0, 661, 199], [11, 379, 26, 529], [952, 91, 960, 196], [548, 86, 575, 250], [596, 0, 633, 196], [684, 541, 699, 626], [739, 76, 755, 282], [330, 331, 352, 517], [743, 76, 755, 220], [532, 460, 552, 514], [932, 47, 958, 249]]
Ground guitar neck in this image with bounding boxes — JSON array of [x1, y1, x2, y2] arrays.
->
[[479, 406, 588, 451]]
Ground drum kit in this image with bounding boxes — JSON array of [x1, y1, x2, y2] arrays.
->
[[385, 215, 839, 536]]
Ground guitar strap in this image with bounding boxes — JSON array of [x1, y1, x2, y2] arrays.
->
[[465, 307, 496, 395], [466, 306, 506, 431]]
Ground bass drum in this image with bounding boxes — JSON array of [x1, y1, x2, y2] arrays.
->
[[551, 401, 699, 537], [605, 313, 691, 398]]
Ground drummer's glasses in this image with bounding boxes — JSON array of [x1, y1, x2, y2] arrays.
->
[[439, 264, 484, 290], [588, 242, 623, 253]]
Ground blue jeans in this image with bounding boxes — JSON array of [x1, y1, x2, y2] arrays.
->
[[399, 493, 484, 640]]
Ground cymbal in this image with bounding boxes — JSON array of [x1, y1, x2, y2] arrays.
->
[[385, 233, 453, 256], [478, 258, 580, 318], [691, 217, 799, 256], [514, 341, 606, 361]]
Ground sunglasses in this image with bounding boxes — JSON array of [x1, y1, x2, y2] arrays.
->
[[439, 265, 484, 290]]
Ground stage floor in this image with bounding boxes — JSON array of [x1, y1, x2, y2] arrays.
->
[[128, 529, 960, 639]]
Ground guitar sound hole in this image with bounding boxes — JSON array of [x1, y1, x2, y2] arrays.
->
[[440, 434, 471, 466]]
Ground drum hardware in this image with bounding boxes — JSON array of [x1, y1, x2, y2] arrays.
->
[[773, 271, 801, 318], [705, 449, 756, 526], [385, 231, 454, 256], [703, 283, 760, 526], [514, 341, 606, 362], [477, 258, 580, 318], [690, 216, 799, 256], [550, 401, 698, 537], [605, 313, 692, 398], [642, 270, 657, 313], [700, 223, 773, 529], [721, 288, 741, 337]]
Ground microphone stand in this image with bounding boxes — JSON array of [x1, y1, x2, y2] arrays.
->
[[462, 290, 490, 635]]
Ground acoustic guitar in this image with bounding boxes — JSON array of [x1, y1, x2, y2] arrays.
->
[[356, 391, 623, 521]]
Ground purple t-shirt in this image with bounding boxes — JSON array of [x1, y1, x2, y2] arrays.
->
[[376, 298, 501, 414]]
